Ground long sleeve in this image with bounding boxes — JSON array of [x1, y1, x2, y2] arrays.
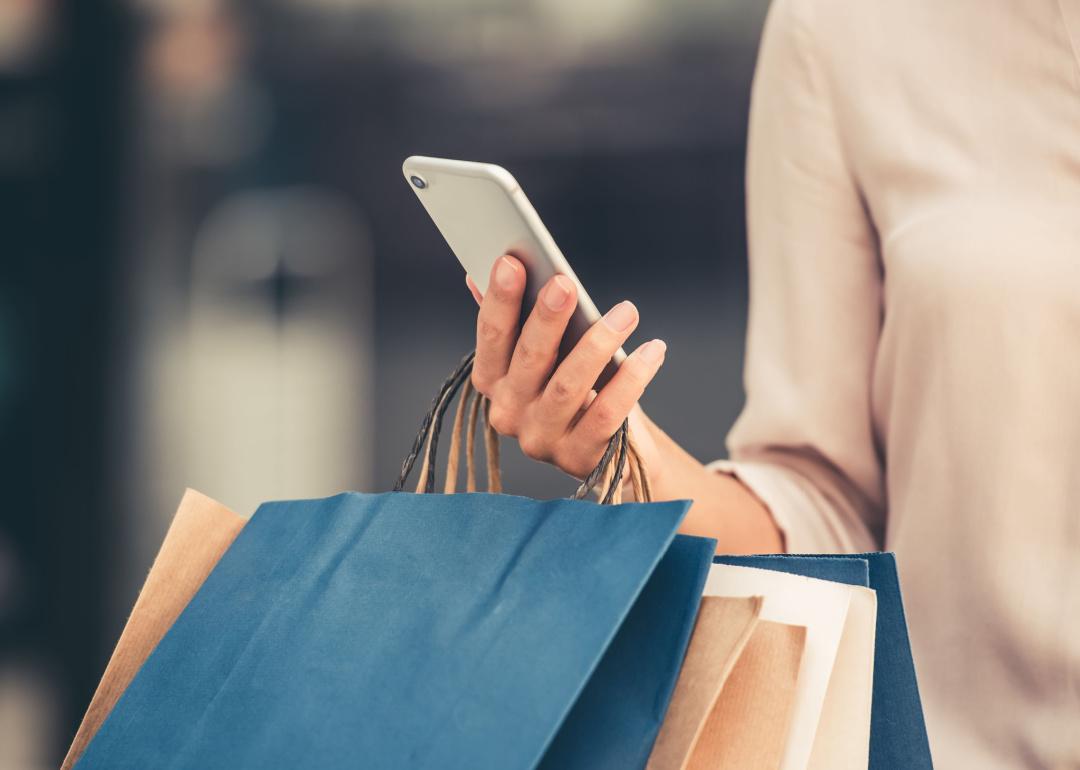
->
[[715, 0, 1080, 764], [713, 0, 885, 553]]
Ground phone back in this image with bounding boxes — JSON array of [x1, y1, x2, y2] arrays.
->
[[402, 157, 567, 296], [403, 155, 622, 385]]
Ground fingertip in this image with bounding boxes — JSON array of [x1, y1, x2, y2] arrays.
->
[[491, 255, 525, 293], [635, 338, 667, 366], [602, 301, 639, 333], [541, 274, 576, 312], [466, 275, 483, 305]]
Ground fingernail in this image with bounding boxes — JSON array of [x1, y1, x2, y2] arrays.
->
[[542, 275, 573, 311], [495, 257, 520, 290], [603, 301, 638, 332], [638, 339, 667, 365]]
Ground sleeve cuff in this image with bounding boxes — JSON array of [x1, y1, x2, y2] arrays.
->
[[706, 458, 879, 554]]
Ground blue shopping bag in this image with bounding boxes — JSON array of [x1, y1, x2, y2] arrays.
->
[[715, 553, 934, 769], [538, 534, 716, 770], [76, 353, 711, 770]]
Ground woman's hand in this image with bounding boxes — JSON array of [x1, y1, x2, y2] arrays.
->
[[467, 255, 667, 480], [466, 253, 783, 552]]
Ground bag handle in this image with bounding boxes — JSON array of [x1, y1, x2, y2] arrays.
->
[[436, 390, 640, 504], [442, 378, 500, 494], [394, 351, 650, 504]]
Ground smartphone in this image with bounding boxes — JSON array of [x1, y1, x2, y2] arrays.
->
[[402, 155, 625, 387]]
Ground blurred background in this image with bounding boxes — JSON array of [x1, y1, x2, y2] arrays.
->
[[0, 0, 769, 765]]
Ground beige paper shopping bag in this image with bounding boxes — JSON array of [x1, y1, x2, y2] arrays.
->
[[806, 586, 877, 769], [703, 563, 872, 770], [689, 620, 806, 770], [62, 489, 245, 770], [646, 596, 763, 770]]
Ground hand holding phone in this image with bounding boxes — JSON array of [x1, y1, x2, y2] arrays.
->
[[403, 156, 667, 480], [466, 254, 667, 480]]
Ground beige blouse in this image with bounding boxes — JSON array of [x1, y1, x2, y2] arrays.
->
[[714, 0, 1080, 767]]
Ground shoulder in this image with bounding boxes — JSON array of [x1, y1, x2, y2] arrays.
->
[[769, 0, 903, 39], [762, 0, 892, 62], [757, 0, 911, 101]]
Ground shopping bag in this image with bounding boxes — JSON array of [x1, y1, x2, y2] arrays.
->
[[538, 534, 716, 770], [73, 352, 713, 770], [645, 596, 763, 769], [702, 564, 876, 770], [715, 554, 933, 770], [648, 587, 810, 770], [716, 554, 870, 586], [62, 490, 246, 769], [689, 617, 806, 770]]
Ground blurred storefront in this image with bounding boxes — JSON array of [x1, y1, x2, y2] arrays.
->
[[0, 0, 767, 765]]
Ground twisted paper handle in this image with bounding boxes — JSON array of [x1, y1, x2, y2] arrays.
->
[[396, 351, 650, 504]]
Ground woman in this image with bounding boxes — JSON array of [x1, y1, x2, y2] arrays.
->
[[466, 0, 1080, 766]]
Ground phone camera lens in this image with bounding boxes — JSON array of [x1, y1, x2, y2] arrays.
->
[[410, 174, 428, 190]]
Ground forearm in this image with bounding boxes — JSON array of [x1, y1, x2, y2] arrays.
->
[[637, 414, 784, 555]]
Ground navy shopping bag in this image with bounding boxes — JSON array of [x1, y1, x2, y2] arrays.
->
[[715, 553, 934, 769], [76, 353, 712, 770]]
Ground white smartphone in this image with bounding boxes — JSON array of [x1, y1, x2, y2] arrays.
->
[[402, 155, 625, 387]]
